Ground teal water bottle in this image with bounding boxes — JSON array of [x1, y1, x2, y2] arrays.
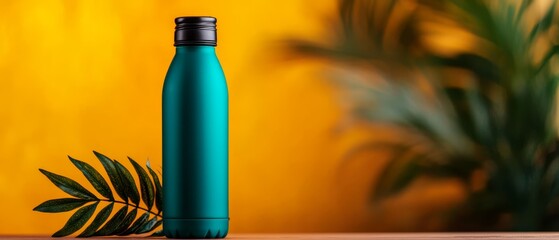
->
[[163, 16, 228, 239]]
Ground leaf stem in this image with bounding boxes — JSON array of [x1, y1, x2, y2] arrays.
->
[[98, 199, 162, 218]]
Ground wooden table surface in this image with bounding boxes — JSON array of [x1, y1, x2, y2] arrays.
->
[[3, 233, 559, 239]]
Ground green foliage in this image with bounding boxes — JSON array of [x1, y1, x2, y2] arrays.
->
[[289, 0, 559, 230], [33, 151, 164, 237]]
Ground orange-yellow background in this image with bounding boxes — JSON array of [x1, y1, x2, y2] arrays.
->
[[0, 0, 465, 235]]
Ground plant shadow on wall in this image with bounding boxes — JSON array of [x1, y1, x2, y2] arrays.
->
[[33, 151, 163, 237], [287, 0, 559, 231]]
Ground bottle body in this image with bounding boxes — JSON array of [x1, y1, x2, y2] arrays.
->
[[163, 46, 228, 238]]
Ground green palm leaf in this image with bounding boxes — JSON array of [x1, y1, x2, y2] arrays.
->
[[95, 205, 128, 236], [35, 151, 163, 237], [372, 145, 420, 201], [69, 156, 113, 200], [94, 151, 128, 202], [33, 198, 89, 213], [52, 202, 98, 237], [78, 202, 114, 237], [147, 160, 163, 213], [120, 212, 151, 235], [114, 208, 138, 235], [39, 169, 97, 200], [528, 0, 557, 43], [137, 216, 162, 234], [114, 160, 141, 205], [129, 157, 155, 210]]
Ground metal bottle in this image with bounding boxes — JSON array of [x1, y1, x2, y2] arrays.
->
[[163, 16, 228, 239]]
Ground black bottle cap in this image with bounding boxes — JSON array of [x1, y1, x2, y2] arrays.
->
[[174, 16, 217, 46]]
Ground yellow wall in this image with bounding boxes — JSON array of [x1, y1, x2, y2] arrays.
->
[[0, 0, 465, 235]]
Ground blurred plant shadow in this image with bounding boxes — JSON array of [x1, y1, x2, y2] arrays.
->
[[285, 0, 559, 231]]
